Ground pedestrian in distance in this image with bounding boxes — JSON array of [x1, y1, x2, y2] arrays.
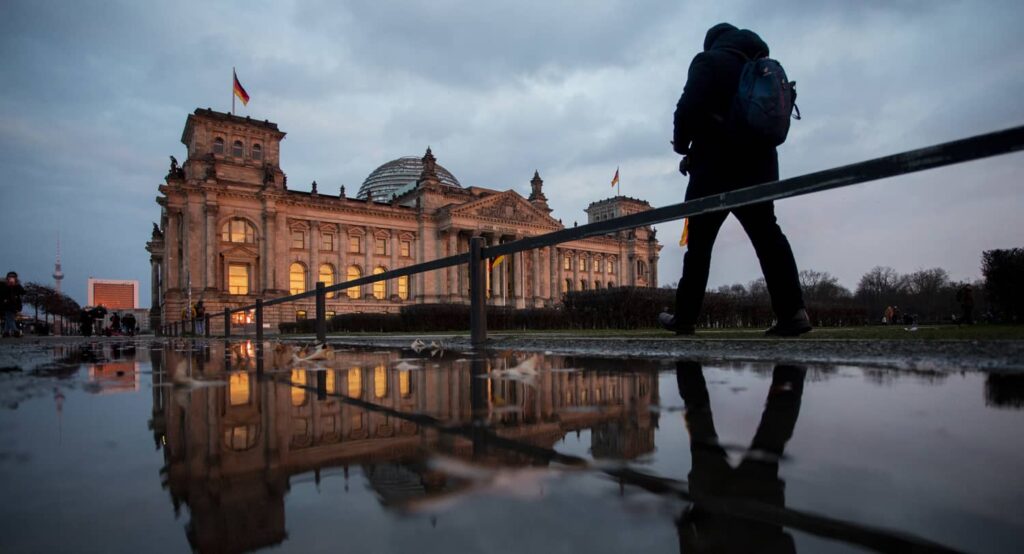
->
[[659, 23, 810, 337], [122, 312, 137, 336], [1, 271, 25, 338], [194, 301, 206, 336], [110, 312, 121, 335]]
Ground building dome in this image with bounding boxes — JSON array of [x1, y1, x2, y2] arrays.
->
[[357, 156, 461, 201]]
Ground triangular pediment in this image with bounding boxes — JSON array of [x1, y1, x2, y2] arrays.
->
[[220, 243, 259, 257], [448, 191, 561, 228]]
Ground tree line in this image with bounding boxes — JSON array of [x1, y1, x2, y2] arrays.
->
[[21, 282, 81, 333]]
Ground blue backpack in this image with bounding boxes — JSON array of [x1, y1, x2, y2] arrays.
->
[[731, 56, 800, 146]]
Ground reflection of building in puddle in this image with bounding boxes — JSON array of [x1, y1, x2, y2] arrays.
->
[[88, 361, 140, 393], [150, 344, 659, 553]]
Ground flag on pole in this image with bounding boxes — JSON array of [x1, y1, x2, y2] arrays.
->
[[679, 218, 689, 247], [233, 70, 250, 106], [610, 167, 619, 188], [489, 255, 506, 271]]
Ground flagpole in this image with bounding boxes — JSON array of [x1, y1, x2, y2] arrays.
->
[[618, 167, 621, 197], [231, 67, 236, 115]]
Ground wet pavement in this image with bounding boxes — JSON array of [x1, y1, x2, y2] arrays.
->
[[1, 338, 1023, 553]]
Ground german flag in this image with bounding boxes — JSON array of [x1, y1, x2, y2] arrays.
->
[[679, 218, 689, 247], [610, 167, 619, 188], [233, 70, 250, 106]]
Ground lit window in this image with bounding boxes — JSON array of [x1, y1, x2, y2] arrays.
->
[[228, 264, 249, 295], [224, 424, 258, 451], [347, 367, 362, 398], [232, 140, 244, 157], [399, 370, 411, 397], [290, 263, 307, 295], [400, 240, 411, 257], [319, 264, 335, 298], [291, 370, 307, 406], [397, 275, 409, 300], [346, 266, 362, 299], [292, 230, 305, 249], [375, 237, 387, 256], [563, 256, 571, 271], [326, 370, 336, 394], [251, 143, 262, 160], [372, 267, 386, 300], [607, 259, 614, 274], [374, 365, 387, 398], [579, 257, 587, 272], [296, 310, 307, 321], [348, 235, 361, 253], [325, 311, 336, 318], [321, 233, 334, 251], [213, 137, 224, 154], [229, 373, 250, 406], [221, 219, 255, 243]]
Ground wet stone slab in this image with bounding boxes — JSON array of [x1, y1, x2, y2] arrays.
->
[[0, 338, 1022, 553]]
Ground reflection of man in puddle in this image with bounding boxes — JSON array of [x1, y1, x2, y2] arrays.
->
[[676, 361, 805, 553]]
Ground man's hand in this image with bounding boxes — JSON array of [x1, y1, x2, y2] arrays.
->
[[679, 156, 691, 176]]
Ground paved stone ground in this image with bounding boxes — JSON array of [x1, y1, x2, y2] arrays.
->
[[2, 333, 1023, 372]]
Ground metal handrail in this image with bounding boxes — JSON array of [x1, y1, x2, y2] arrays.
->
[[161, 124, 1024, 343]]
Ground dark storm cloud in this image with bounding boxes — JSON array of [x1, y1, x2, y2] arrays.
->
[[0, 0, 1021, 307]]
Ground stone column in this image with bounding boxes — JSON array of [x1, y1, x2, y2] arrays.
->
[[310, 221, 320, 293], [204, 202, 217, 290], [181, 203, 192, 293], [571, 249, 579, 292], [150, 257, 161, 309], [263, 209, 277, 292], [587, 252, 595, 290], [531, 248, 540, 307], [389, 230, 398, 299], [554, 247, 563, 300], [165, 207, 180, 290], [364, 227, 373, 300], [447, 230, 458, 300], [513, 238, 525, 309]]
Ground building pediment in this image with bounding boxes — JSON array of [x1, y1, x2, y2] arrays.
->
[[447, 191, 561, 229], [220, 243, 259, 258]]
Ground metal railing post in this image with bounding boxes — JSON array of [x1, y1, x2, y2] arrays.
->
[[315, 281, 326, 344], [469, 236, 487, 345], [224, 308, 231, 338], [255, 299, 264, 352], [205, 314, 211, 338]]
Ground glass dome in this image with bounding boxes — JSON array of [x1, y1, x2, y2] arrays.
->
[[357, 156, 461, 201]]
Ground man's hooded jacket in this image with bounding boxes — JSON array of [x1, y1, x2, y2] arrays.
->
[[674, 23, 779, 198]]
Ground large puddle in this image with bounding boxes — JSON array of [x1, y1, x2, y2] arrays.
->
[[1, 339, 1022, 553]]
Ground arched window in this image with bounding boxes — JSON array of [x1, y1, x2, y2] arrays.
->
[[346, 266, 362, 299], [347, 367, 362, 398], [399, 370, 412, 397], [251, 143, 262, 160], [564, 278, 573, 292], [232, 140, 244, 157], [397, 275, 409, 300], [291, 370, 307, 407], [229, 373, 251, 406], [372, 267, 387, 300], [374, 365, 387, 398], [213, 137, 224, 155], [289, 262, 307, 295], [325, 370, 336, 394], [581, 280, 588, 291], [595, 281, 602, 289], [319, 264, 335, 298], [608, 280, 615, 288], [221, 218, 256, 243]]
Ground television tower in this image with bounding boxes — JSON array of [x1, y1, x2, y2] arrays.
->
[[53, 233, 64, 294]]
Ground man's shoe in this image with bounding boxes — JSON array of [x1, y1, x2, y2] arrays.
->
[[659, 312, 696, 336], [765, 309, 812, 337]]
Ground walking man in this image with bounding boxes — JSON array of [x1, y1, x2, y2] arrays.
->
[[660, 23, 810, 336], [1, 271, 25, 337]]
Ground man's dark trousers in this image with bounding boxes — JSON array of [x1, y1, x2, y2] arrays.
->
[[675, 199, 804, 327]]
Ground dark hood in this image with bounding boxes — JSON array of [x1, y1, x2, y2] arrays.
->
[[707, 26, 769, 59], [703, 23, 737, 51]]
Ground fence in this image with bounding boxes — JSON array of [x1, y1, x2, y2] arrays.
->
[[159, 124, 1024, 346]]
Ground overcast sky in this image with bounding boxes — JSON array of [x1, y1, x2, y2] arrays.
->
[[1, 0, 1022, 307]]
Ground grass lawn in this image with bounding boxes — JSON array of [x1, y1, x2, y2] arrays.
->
[[315, 324, 1024, 341]]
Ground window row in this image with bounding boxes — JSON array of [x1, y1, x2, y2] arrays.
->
[[290, 230, 412, 257], [288, 262, 409, 300], [562, 255, 617, 274], [287, 366, 414, 406], [561, 279, 616, 293], [213, 137, 262, 160]]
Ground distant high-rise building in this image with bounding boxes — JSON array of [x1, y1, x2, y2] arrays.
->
[[53, 234, 64, 294], [87, 278, 139, 310]]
